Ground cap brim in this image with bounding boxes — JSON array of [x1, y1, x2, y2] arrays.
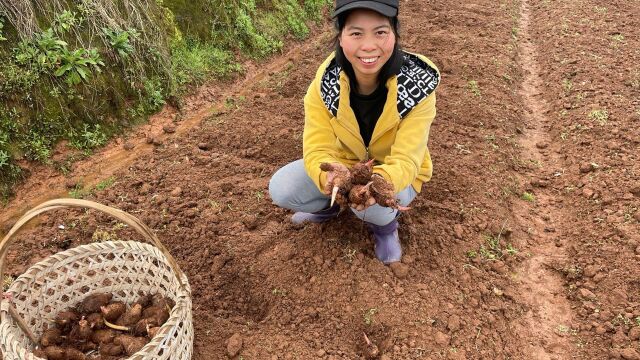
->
[[332, 1, 397, 18]]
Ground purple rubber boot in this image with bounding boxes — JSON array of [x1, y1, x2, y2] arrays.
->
[[291, 204, 340, 225], [367, 219, 401, 264]]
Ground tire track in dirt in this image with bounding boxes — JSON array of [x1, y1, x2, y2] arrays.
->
[[511, 0, 575, 358]]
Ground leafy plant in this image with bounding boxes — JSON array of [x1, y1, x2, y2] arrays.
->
[[54, 48, 105, 85], [52, 10, 78, 34], [0, 16, 7, 41], [70, 123, 108, 150], [103, 28, 139, 58]]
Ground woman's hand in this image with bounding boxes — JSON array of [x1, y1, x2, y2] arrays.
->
[[320, 162, 352, 206]]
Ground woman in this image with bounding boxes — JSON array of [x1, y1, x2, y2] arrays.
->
[[269, 0, 440, 264]]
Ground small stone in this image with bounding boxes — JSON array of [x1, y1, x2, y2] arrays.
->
[[612, 330, 628, 346], [163, 124, 176, 134], [583, 265, 598, 277], [535, 142, 549, 149], [595, 326, 607, 335], [394, 287, 404, 295], [316, 349, 326, 357], [620, 348, 640, 360], [226, 333, 243, 358], [629, 327, 640, 341], [434, 331, 450, 346], [582, 188, 594, 198], [145, 135, 154, 144], [447, 315, 461, 332], [65, 180, 77, 189], [123, 142, 135, 150], [171, 187, 183, 197], [198, 142, 211, 150], [579, 162, 595, 173], [453, 224, 464, 239], [492, 287, 504, 296], [390, 262, 409, 279], [152, 137, 163, 146], [579, 288, 596, 300]]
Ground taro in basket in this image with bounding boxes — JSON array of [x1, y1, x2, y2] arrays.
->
[[0, 199, 193, 359]]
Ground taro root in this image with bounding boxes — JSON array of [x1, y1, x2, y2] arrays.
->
[[114, 335, 147, 355], [55, 311, 79, 330], [99, 342, 124, 356], [92, 329, 117, 344], [79, 293, 112, 314], [349, 183, 373, 207], [69, 318, 93, 342], [86, 312, 105, 329], [142, 305, 170, 324], [33, 348, 47, 359], [320, 162, 353, 206], [351, 159, 375, 185], [147, 326, 161, 339], [64, 347, 87, 360], [116, 303, 143, 327], [44, 346, 66, 360], [101, 301, 126, 322], [76, 341, 98, 352], [151, 294, 175, 311], [370, 175, 410, 211], [134, 294, 153, 308], [40, 327, 62, 347]]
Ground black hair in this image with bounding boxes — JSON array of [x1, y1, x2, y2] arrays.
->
[[333, 11, 404, 93]]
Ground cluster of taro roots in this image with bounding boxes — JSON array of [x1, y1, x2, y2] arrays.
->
[[33, 292, 173, 360], [320, 160, 409, 211]]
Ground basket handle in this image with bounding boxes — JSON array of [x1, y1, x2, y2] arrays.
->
[[0, 198, 189, 344]]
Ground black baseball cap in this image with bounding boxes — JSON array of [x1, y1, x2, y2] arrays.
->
[[332, 0, 399, 18]]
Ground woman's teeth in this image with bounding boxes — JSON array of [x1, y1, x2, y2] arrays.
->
[[361, 57, 378, 64]]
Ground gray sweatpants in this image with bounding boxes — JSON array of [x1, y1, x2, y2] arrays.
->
[[268, 159, 417, 226]]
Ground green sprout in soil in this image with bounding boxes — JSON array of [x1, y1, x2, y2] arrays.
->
[[363, 308, 377, 326], [95, 176, 116, 191], [468, 80, 481, 97], [589, 109, 608, 125], [521, 192, 535, 202]]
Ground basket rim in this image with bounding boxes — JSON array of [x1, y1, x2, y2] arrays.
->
[[6, 240, 190, 297]]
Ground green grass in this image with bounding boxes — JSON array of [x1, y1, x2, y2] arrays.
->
[[468, 80, 481, 97], [521, 192, 535, 202], [589, 109, 608, 125]]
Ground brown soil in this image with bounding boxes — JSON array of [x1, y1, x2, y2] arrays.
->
[[2, 0, 639, 359]]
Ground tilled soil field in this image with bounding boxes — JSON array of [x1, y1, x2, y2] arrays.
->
[[1, 0, 638, 359]]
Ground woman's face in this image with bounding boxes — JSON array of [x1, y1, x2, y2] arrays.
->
[[339, 9, 396, 80]]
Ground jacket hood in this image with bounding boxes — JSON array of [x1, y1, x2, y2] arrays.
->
[[319, 51, 440, 118]]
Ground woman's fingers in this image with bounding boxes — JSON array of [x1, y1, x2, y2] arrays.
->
[[366, 197, 376, 206]]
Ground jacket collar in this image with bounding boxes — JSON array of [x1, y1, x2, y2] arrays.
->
[[320, 51, 440, 118]]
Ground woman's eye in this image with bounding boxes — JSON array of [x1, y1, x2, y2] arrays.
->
[[351, 32, 362, 36], [377, 31, 388, 36]]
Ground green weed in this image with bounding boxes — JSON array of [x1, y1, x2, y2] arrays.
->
[[468, 80, 481, 97], [363, 308, 377, 326], [589, 109, 608, 125], [521, 192, 535, 202], [103, 28, 139, 58], [95, 176, 116, 191]]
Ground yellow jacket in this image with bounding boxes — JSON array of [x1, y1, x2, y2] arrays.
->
[[303, 51, 440, 194]]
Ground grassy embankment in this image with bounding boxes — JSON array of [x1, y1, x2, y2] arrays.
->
[[0, 0, 330, 202]]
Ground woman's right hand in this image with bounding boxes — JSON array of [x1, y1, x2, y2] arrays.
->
[[321, 162, 350, 195]]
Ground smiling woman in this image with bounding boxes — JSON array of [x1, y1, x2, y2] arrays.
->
[[269, 0, 441, 265]]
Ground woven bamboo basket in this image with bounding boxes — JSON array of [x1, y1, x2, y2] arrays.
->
[[0, 199, 193, 359]]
